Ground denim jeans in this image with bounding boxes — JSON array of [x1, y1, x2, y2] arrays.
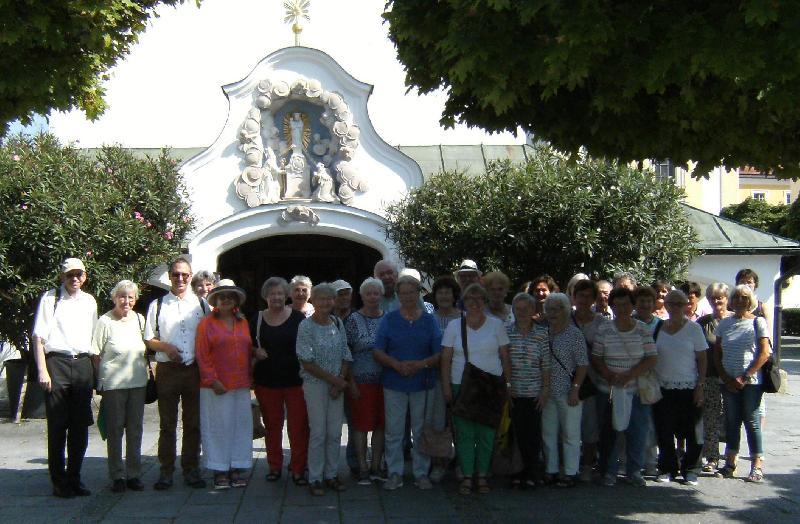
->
[[721, 384, 764, 458], [383, 388, 432, 479], [597, 390, 652, 477], [542, 394, 583, 476]]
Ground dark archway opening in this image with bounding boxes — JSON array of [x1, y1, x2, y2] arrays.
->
[[217, 234, 383, 318]]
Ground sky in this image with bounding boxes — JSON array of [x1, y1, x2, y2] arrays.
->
[[48, 0, 525, 149]]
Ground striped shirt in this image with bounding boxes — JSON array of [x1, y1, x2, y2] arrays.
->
[[716, 316, 769, 385], [592, 320, 657, 390], [506, 322, 549, 398]]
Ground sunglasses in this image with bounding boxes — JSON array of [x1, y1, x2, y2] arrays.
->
[[170, 272, 191, 280]]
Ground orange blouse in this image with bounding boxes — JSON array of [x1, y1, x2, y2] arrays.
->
[[195, 314, 252, 390]]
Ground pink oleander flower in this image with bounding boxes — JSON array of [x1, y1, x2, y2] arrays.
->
[[86, 250, 93, 258], [20, 204, 28, 210], [134, 211, 143, 221], [12, 154, 20, 161], [146, 221, 152, 228], [106, 167, 114, 174], [163, 231, 174, 240]]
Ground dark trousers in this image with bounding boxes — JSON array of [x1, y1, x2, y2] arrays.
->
[[44, 354, 94, 487], [156, 362, 201, 476], [653, 388, 703, 477], [511, 397, 542, 479]]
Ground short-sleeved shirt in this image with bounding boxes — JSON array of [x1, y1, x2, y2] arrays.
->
[[92, 311, 147, 390], [592, 320, 657, 391], [195, 315, 252, 390], [296, 316, 353, 385], [716, 316, 769, 385], [374, 310, 442, 392], [33, 286, 98, 355], [654, 321, 707, 389], [345, 311, 384, 384], [442, 315, 510, 384], [697, 313, 730, 377], [548, 325, 589, 397], [434, 310, 461, 334], [250, 309, 305, 388], [144, 291, 208, 366], [505, 321, 548, 398]]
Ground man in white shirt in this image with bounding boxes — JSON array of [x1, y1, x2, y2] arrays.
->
[[144, 256, 209, 490], [32, 258, 98, 498], [375, 259, 400, 312]]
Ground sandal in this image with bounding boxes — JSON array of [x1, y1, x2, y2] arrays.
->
[[746, 467, 764, 483], [292, 474, 309, 486], [702, 461, 718, 474], [229, 470, 248, 488], [556, 476, 577, 488], [458, 478, 472, 495], [265, 471, 281, 482], [214, 473, 231, 490], [719, 463, 737, 479], [325, 477, 347, 492], [476, 477, 490, 494]]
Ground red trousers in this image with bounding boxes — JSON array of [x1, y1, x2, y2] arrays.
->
[[254, 385, 308, 476]]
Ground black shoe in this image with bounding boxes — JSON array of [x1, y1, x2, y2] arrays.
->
[[52, 484, 75, 499], [71, 483, 91, 496], [154, 473, 173, 491], [111, 479, 126, 493], [126, 478, 145, 491], [184, 469, 207, 489]]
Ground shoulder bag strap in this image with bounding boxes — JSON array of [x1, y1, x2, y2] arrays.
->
[[460, 314, 469, 363], [547, 330, 570, 374], [155, 297, 163, 338], [255, 310, 264, 349], [652, 318, 663, 341], [53, 286, 62, 314]]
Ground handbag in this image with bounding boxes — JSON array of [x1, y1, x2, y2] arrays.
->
[[451, 315, 507, 428], [418, 378, 454, 458], [491, 399, 524, 476], [547, 333, 596, 401], [637, 369, 662, 405], [136, 314, 158, 405], [755, 319, 788, 394]]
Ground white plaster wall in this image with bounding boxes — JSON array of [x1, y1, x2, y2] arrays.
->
[[687, 253, 781, 332], [47, 0, 524, 148]]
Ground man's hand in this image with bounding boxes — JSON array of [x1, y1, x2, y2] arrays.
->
[[38, 368, 52, 393], [164, 344, 182, 363]]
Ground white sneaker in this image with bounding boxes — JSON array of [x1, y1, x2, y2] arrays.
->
[[383, 474, 404, 491], [414, 476, 433, 490], [627, 472, 646, 486], [684, 472, 698, 486], [655, 473, 672, 483]]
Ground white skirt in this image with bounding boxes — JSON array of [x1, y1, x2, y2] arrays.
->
[[200, 387, 253, 472]]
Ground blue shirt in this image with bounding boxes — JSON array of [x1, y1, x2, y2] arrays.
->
[[374, 310, 442, 392]]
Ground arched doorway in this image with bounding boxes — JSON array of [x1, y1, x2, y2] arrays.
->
[[217, 234, 382, 317]]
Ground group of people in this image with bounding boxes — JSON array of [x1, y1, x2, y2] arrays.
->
[[32, 255, 773, 499]]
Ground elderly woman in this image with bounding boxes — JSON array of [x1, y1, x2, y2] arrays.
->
[[296, 283, 353, 495], [195, 280, 253, 489], [191, 270, 217, 299], [483, 271, 513, 324], [442, 284, 511, 495], [373, 274, 442, 491], [92, 280, 148, 493], [697, 282, 731, 473], [251, 277, 308, 485], [290, 275, 315, 317], [542, 293, 588, 487], [652, 290, 707, 485], [505, 292, 548, 488], [592, 287, 657, 487], [714, 284, 771, 483], [571, 279, 608, 482], [344, 277, 386, 484]]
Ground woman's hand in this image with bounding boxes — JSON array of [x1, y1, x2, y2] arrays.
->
[[725, 377, 742, 393], [329, 385, 342, 399], [211, 380, 227, 395], [442, 384, 453, 404], [611, 371, 632, 387], [567, 388, 580, 407], [349, 381, 360, 399], [254, 347, 268, 361], [693, 384, 705, 407], [536, 389, 549, 411]]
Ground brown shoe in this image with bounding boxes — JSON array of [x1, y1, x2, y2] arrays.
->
[[309, 481, 325, 496]]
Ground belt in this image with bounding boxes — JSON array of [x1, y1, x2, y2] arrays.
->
[[45, 352, 90, 360]]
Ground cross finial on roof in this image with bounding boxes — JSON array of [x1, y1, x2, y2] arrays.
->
[[284, 0, 311, 46]]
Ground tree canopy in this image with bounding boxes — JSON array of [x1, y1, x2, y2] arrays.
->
[[384, 1, 800, 179], [384, 145, 699, 288], [0, 1, 198, 134], [720, 197, 789, 237], [0, 133, 194, 354]]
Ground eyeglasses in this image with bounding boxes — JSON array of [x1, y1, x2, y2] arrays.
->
[[64, 271, 84, 280], [170, 272, 191, 280]]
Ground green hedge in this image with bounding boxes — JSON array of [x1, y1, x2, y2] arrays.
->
[[783, 309, 800, 335]]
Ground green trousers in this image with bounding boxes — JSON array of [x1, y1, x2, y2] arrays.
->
[[452, 384, 496, 476]]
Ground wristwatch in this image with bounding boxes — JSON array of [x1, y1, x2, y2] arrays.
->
[[571, 383, 581, 389]]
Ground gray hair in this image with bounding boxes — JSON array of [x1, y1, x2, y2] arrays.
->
[[191, 270, 217, 289], [462, 283, 488, 301], [664, 289, 688, 304], [310, 282, 337, 301], [511, 292, 536, 308], [261, 276, 290, 299], [290, 275, 312, 290], [110, 279, 139, 300], [613, 271, 638, 288], [396, 274, 421, 293], [359, 277, 385, 296], [729, 284, 759, 311], [374, 259, 399, 278], [544, 293, 572, 321], [706, 282, 730, 302], [565, 273, 589, 297]]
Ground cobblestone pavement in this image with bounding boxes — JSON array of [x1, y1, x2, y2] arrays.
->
[[2, 343, 799, 523]]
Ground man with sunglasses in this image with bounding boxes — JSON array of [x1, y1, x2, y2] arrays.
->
[[144, 256, 210, 490], [32, 258, 98, 498]]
